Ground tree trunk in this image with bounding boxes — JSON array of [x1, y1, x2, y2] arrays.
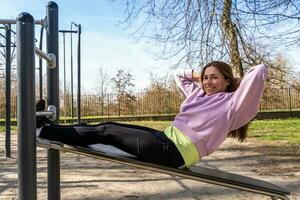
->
[[221, 0, 244, 77]]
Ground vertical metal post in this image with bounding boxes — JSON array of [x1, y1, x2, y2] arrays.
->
[[77, 24, 81, 124], [288, 86, 292, 111], [46, 2, 60, 200], [17, 12, 37, 200], [5, 24, 11, 158], [63, 32, 66, 123], [70, 23, 75, 118], [39, 26, 44, 100]]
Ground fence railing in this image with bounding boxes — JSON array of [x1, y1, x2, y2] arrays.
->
[[0, 87, 299, 119]]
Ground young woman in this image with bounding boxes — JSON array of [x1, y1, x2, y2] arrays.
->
[[36, 61, 268, 168]]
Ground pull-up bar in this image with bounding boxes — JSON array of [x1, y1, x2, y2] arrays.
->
[[59, 30, 77, 33], [58, 27, 81, 124], [0, 19, 45, 25]]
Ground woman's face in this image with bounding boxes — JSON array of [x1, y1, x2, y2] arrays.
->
[[202, 66, 230, 96]]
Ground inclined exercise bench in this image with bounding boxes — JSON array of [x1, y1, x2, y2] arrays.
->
[[36, 138, 291, 200]]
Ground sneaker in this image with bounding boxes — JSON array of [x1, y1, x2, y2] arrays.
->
[[36, 99, 47, 128], [36, 99, 46, 111]]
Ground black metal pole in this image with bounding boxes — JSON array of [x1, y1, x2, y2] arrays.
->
[[63, 32, 66, 122], [16, 12, 37, 200], [46, 2, 60, 200], [5, 24, 11, 158], [77, 24, 81, 124], [70, 23, 75, 118], [39, 26, 44, 100]]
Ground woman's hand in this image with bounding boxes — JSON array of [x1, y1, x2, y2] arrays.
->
[[192, 71, 202, 82]]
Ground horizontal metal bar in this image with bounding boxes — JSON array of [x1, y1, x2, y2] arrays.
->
[[0, 19, 43, 25], [34, 47, 56, 69], [36, 105, 57, 121], [0, 26, 16, 34], [34, 47, 51, 62], [59, 30, 77, 33], [0, 45, 16, 47], [36, 111, 53, 117]]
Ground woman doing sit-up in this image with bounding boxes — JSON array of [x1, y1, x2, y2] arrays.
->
[[36, 61, 268, 168]]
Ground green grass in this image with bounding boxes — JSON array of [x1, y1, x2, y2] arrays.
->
[[125, 121, 172, 131], [0, 126, 17, 132], [125, 119, 300, 144], [247, 118, 300, 143], [1, 118, 299, 144]]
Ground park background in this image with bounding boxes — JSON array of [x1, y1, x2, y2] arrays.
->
[[0, 1, 300, 199], [0, 0, 300, 120]]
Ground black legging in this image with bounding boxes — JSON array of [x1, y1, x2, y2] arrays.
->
[[40, 122, 184, 168]]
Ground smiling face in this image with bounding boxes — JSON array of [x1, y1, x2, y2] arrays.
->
[[202, 66, 230, 96]]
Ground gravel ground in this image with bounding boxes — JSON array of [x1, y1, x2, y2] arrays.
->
[[0, 133, 299, 200]]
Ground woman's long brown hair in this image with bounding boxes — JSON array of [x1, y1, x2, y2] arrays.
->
[[200, 61, 249, 142]]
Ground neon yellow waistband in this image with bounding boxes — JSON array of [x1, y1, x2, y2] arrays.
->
[[164, 126, 200, 167]]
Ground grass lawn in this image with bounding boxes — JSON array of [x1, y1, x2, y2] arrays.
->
[[248, 118, 300, 143], [125, 118, 300, 144], [0, 126, 17, 132], [1, 118, 299, 144]]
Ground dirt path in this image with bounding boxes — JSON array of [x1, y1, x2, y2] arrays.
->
[[0, 133, 299, 200]]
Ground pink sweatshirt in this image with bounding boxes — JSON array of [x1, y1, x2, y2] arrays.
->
[[171, 64, 268, 162]]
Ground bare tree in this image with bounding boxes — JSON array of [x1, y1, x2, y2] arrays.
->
[[267, 54, 299, 88], [111, 69, 136, 115], [117, 0, 300, 78], [98, 67, 110, 97], [140, 73, 183, 115], [111, 69, 135, 95], [97, 67, 110, 115]]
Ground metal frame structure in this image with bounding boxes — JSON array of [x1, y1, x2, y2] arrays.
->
[[0, 25, 17, 158], [15, 1, 60, 199], [58, 28, 81, 124], [1, 0, 82, 160]]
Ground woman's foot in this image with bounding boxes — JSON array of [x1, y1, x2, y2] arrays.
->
[[36, 99, 45, 112], [36, 99, 51, 128]]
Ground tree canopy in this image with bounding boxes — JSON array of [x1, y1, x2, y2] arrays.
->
[[119, 0, 300, 80]]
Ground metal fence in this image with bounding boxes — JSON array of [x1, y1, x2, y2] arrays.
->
[[260, 87, 300, 112], [0, 87, 299, 119]]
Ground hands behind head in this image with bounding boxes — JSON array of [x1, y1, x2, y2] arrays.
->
[[192, 71, 202, 83]]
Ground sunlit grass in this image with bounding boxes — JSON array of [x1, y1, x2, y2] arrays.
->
[[123, 120, 171, 131], [1, 118, 299, 144], [125, 118, 300, 144], [247, 118, 300, 143], [0, 126, 17, 132]]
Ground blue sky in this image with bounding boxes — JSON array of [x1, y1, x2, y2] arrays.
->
[[0, 0, 299, 94], [0, 0, 172, 93]]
